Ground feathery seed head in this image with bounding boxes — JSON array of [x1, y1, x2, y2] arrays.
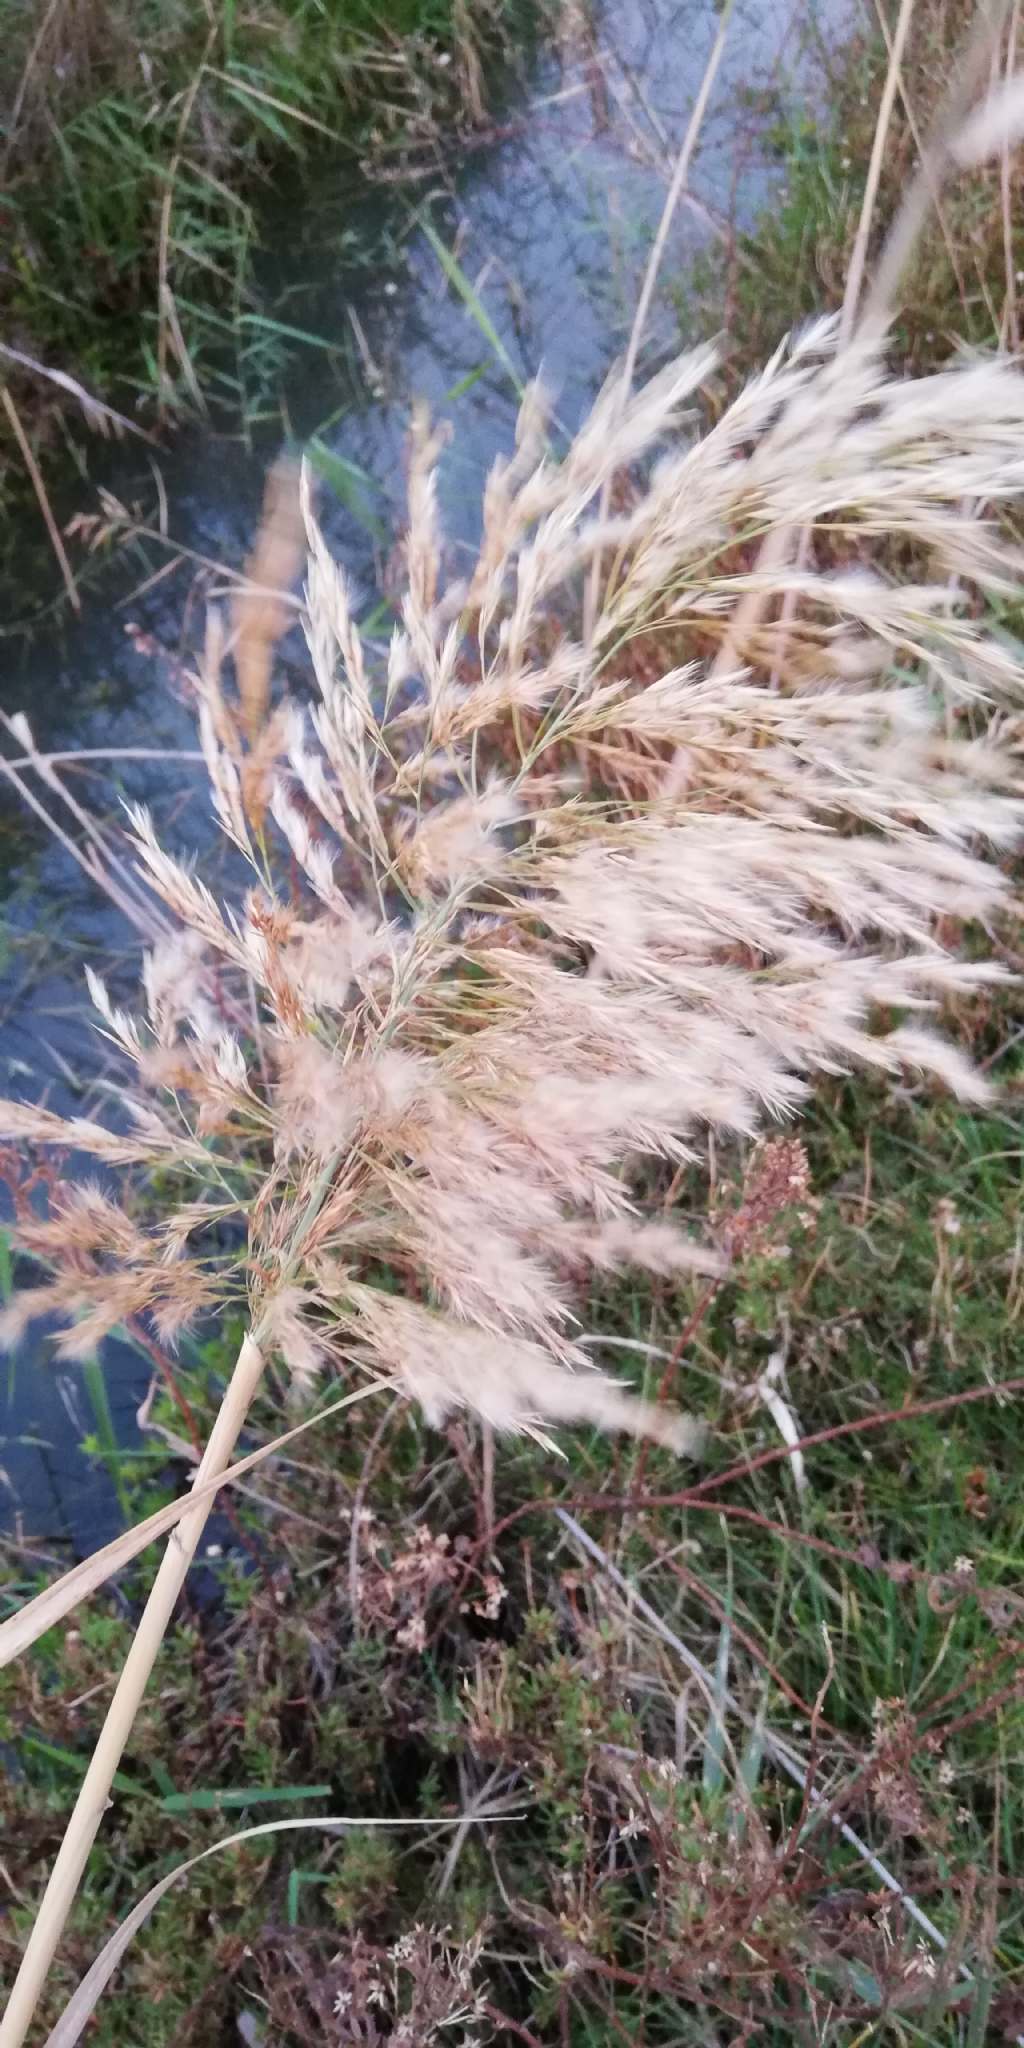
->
[[3, 328, 1022, 1451]]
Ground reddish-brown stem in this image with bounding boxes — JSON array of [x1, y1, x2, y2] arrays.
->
[[630, 1271, 725, 1493], [922, 1639, 1024, 1724], [495, 1376, 1024, 1556], [481, 2006, 546, 2047], [126, 1317, 203, 1454], [682, 1375, 1024, 1504], [439, 1375, 1024, 1638]]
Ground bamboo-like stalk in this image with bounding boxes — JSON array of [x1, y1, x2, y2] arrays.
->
[[582, 0, 734, 643], [0, 1334, 266, 2048], [840, 0, 916, 342], [861, 0, 1012, 333], [758, 0, 918, 697], [0, 1374, 395, 1669], [684, 0, 1012, 707]]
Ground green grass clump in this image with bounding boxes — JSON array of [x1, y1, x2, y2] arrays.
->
[[706, 0, 1024, 375], [0, 0, 524, 423]]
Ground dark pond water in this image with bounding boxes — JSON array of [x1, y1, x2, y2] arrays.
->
[[0, 0, 849, 1546]]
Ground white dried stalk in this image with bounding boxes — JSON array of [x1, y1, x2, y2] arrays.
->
[[0, 1336, 266, 2048]]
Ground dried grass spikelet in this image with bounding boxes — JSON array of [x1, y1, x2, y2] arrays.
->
[[176, 460, 306, 838], [397, 779, 521, 892], [230, 455, 304, 746], [2, 319, 1023, 1456], [342, 1286, 705, 1456]]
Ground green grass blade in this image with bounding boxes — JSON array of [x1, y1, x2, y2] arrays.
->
[[417, 213, 525, 397], [81, 1356, 131, 1516], [965, 1962, 994, 2047], [702, 1613, 731, 1795], [306, 439, 386, 542], [237, 312, 339, 351], [445, 359, 493, 400], [286, 1867, 332, 1925], [21, 1733, 146, 1800], [159, 1784, 333, 1814]]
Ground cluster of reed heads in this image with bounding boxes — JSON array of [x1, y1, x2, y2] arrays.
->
[[4, 328, 1024, 1447], [2, 300, 1024, 2041]]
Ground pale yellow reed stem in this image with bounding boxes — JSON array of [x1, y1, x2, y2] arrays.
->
[[670, 0, 1012, 727], [0, 1334, 265, 2048], [583, 0, 734, 644]]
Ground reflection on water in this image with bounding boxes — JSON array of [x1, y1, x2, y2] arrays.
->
[[0, 0, 846, 1539]]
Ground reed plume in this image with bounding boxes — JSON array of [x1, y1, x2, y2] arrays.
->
[[1, 314, 1023, 2046], [3, 321, 1023, 1448]]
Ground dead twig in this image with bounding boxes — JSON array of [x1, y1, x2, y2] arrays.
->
[[1, 388, 80, 612]]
